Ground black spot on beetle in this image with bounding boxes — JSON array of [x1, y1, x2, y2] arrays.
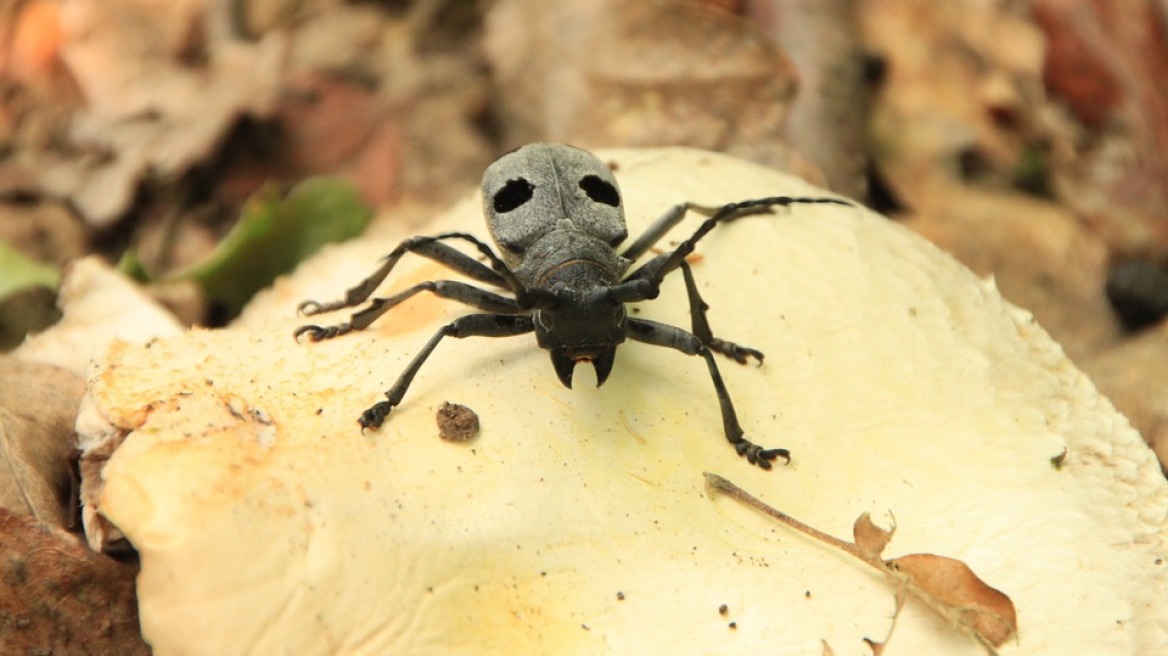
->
[[579, 174, 620, 207], [493, 178, 535, 213]]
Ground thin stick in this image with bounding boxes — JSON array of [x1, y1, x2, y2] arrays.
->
[[704, 472, 866, 562]]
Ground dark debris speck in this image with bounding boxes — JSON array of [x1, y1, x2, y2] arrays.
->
[[437, 401, 480, 441]]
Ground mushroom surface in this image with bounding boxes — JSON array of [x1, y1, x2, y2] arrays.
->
[[83, 148, 1168, 655]]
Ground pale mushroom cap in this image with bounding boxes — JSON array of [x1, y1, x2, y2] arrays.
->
[[86, 148, 1168, 655]]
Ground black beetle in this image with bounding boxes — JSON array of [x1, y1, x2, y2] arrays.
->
[[296, 143, 852, 468]]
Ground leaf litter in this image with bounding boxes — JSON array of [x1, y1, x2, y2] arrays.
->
[[705, 472, 1017, 655]]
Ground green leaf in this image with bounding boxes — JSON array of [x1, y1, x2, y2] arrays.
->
[[176, 178, 373, 314], [0, 241, 59, 300], [116, 248, 151, 283]]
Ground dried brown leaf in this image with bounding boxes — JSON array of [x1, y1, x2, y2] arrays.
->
[[853, 511, 894, 561], [0, 507, 148, 656], [887, 553, 1018, 648], [483, 0, 813, 175], [1031, 0, 1168, 255], [0, 356, 85, 527], [42, 0, 284, 226], [274, 73, 403, 206], [707, 473, 1018, 654]]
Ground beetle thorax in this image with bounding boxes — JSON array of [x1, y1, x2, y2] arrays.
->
[[481, 142, 629, 275], [514, 219, 631, 288]]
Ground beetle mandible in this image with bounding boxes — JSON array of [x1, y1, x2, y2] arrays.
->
[[295, 143, 853, 469]]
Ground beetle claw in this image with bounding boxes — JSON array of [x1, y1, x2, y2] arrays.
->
[[298, 300, 323, 316], [294, 325, 325, 342], [359, 401, 394, 431], [734, 441, 789, 469]]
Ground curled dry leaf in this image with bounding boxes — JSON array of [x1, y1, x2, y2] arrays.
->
[[0, 507, 148, 656], [853, 511, 894, 561], [849, 509, 1016, 648], [887, 554, 1017, 649], [706, 473, 1018, 653], [854, 510, 1017, 650], [0, 357, 85, 528]]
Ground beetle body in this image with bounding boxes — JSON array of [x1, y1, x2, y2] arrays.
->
[[296, 143, 854, 469], [484, 145, 635, 387]]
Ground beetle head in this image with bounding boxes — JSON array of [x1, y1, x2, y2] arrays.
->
[[482, 143, 627, 267]]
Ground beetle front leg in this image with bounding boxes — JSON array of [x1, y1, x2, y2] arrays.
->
[[623, 196, 854, 290], [298, 233, 518, 318], [620, 202, 691, 261], [295, 281, 521, 342], [624, 317, 789, 469], [609, 260, 763, 365], [678, 260, 763, 365], [360, 313, 535, 430]]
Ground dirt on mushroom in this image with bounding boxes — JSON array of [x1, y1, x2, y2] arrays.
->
[[437, 401, 480, 442]]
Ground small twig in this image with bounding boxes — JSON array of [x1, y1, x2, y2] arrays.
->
[[704, 471, 866, 561], [704, 472, 1014, 655]]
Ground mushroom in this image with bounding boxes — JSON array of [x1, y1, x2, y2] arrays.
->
[[82, 148, 1168, 654]]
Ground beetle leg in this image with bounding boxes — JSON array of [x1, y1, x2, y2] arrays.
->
[[624, 317, 789, 469], [620, 202, 692, 261], [360, 314, 535, 430], [298, 233, 517, 317], [677, 260, 763, 365], [610, 255, 765, 365], [623, 196, 854, 288], [295, 281, 521, 342]]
